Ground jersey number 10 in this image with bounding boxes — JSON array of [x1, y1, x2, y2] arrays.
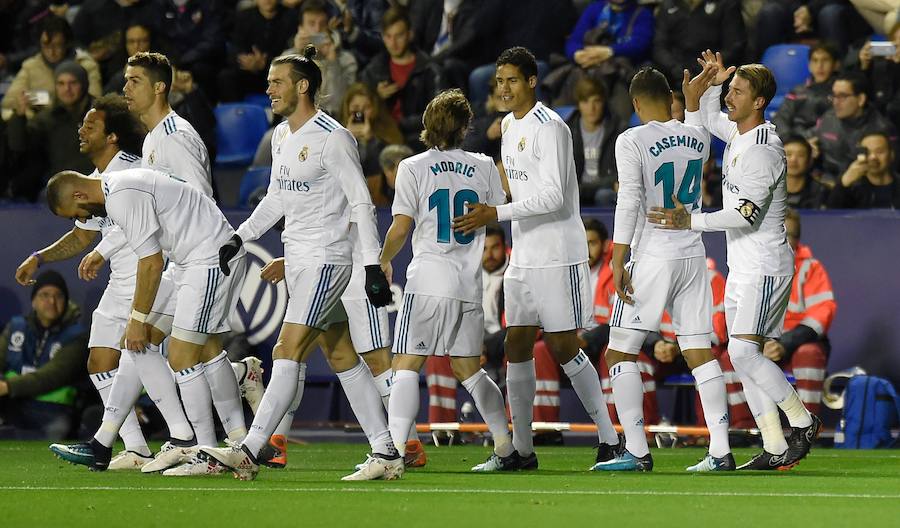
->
[[654, 159, 703, 209], [429, 188, 479, 245]]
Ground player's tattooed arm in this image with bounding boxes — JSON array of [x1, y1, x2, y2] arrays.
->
[[647, 195, 691, 230], [15, 227, 97, 286]]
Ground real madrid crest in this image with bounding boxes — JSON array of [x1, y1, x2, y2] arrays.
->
[[518, 137, 526, 152], [299, 145, 309, 162], [731, 154, 739, 168], [149, 150, 155, 164]]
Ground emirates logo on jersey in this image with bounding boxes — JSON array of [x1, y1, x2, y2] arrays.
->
[[298, 145, 309, 162], [518, 137, 526, 152]]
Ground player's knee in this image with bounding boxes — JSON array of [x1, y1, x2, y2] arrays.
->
[[504, 327, 537, 361], [361, 348, 391, 376], [87, 347, 120, 374], [450, 356, 481, 381], [727, 337, 761, 369]]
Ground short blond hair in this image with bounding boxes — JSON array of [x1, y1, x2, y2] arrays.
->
[[735, 64, 777, 108]]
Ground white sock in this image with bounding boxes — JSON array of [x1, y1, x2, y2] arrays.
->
[[461, 369, 513, 457], [91, 364, 150, 457], [174, 363, 217, 447], [336, 360, 396, 458], [387, 369, 419, 458], [131, 344, 194, 442], [758, 410, 788, 455], [609, 361, 649, 457], [93, 355, 144, 448], [373, 368, 419, 444], [506, 360, 536, 456], [563, 350, 619, 445], [244, 359, 299, 457], [273, 363, 306, 437], [204, 350, 247, 441], [692, 360, 731, 458], [729, 338, 811, 428]]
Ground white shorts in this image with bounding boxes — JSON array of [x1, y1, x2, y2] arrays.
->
[[609, 256, 713, 350], [343, 298, 391, 353], [392, 293, 483, 358], [503, 263, 593, 332], [284, 263, 352, 330], [149, 255, 249, 343], [725, 272, 792, 339], [89, 286, 131, 350]]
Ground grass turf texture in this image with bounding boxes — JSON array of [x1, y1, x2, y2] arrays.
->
[[3, 442, 899, 527]]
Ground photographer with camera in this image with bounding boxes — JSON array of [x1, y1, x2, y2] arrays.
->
[[828, 132, 900, 208], [851, 22, 900, 127], [340, 83, 404, 185]]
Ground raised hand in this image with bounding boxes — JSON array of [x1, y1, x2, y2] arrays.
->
[[681, 61, 718, 111], [698, 49, 736, 86]]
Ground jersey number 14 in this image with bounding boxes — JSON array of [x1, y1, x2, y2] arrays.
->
[[654, 159, 703, 209], [429, 188, 479, 245]]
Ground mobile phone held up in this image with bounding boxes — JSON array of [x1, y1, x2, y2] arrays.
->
[[352, 111, 365, 124], [870, 41, 897, 57]]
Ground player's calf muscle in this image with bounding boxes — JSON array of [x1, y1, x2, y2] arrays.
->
[[87, 347, 121, 373]]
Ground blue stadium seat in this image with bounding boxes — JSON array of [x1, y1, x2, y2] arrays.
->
[[237, 166, 271, 208], [214, 103, 270, 167], [761, 44, 811, 113], [628, 111, 641, 128], [243, 93, 271, 109], [554, 105, 576, 121]]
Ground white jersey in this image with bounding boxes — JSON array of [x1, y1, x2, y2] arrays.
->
[[75, 151, 142, 293], [235, 112, 381, 267], [613, 119, 710, 260], [497, 102, 587, 268], [393, 148, 506, 303], [101, 168, 236, 267], [687, 85, 793, 276], [142, 110, 213, 198]]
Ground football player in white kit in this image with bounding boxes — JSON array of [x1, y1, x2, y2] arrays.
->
[[453, 47, 620, 470], [200, 47, 401, 481], [377, 89, 514, 474], [649, 51, 820, 470], [118, 51, 256, 461], [18, 95, 169, 470], [44, 166, 248, 472], [591, 67, 734, 473]]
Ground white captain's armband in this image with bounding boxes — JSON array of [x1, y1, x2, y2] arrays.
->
[[736, 199, 760, 225]]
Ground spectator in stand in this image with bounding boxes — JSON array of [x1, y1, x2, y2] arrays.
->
[[752, 1, 869, 57], [330, 0, 390, 64], [717, 210, 836, 417], [72, 0, 156, 85], [850, 0, 900, 34], [339, 82, 403, 181], [828, 132, 900, 208], [652, 0, 746, 86], [409, 0, 488, 90], [373, 143, 413, 207], [283, 1, 357, 117], [6, 60, 94, 201], [103, 23, 153, 94], [772, 42, 841, 139], [169, 66, 217, 163], [784, 135, 829, 208], [2, 16, 102, 119], [852, 22, 900, 127], [461, 76, 505, 161], [151, 0, 225, 100], [218, 0, 298, 102], [480, 0, 577, 63], [546, 0, 652, 119], [0, 271, 89, 440], [810, 72, 898, 185], [360, 7, 442, 146], [566, 77, 623, 207]]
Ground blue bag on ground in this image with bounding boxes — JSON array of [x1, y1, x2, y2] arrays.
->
[[835, 376, 900, 449]]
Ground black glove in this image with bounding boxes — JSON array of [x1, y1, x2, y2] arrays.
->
[[218, 235, 242, 275], [364, 264, 391, 307]]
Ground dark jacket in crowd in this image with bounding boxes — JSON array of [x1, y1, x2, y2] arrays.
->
[[772, 78, 834, 138], [360, 50, 442, 143], [827, 174, 900, 209], [462, 110, 505, 161], [410, 0, 490, 68], [564, 0, 654, 63], [787, 177, 828, 209], [481, 0, 578, 61], [857, 58, 900, 129], [152, 0, 225, 68], [812, 106, 899, 181], [6, 96, 94, 201], [652, 0, 746, 84], [229, 4, 297, 65], [0, 302, 88, 401], [72, 0, 157, 48], [567, 110, 623, 205], [341, 0, 390, 62]]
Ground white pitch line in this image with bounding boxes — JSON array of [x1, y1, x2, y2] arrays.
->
[[1, 486, 898, 500]]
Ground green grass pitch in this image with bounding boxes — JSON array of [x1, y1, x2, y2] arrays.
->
[[2, 442, 899, 527]]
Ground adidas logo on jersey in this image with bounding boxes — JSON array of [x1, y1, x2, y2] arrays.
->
[[415, 341, 428, 351], [631, 314, 642, 324]]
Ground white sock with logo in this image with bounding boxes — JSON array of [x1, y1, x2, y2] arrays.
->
[[131, 344, 195, 442], [609, 361, 649, 458], [563, 350, 619, 446], [506, 360, 536, 456], [461, 369, 513, 457], [204, 351, 247, 441], [273, 362, 306, 437], [91, 365, 150, 457], [692, 360, 730, 458], [174, 363, 217, 447]]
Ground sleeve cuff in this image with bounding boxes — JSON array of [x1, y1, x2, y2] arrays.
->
[[690, 213, 707, 232], [495, 203, 513, 222]]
